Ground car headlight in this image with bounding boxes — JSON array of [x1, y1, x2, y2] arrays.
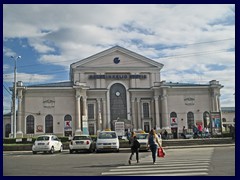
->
[[97, 143, 102, 145]]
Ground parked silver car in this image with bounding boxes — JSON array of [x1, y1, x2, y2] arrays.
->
[[69, 135, 95, 153], [32, 135, 63, 154]]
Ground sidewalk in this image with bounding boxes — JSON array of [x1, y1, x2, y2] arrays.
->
[[3, 137, 235, 151]]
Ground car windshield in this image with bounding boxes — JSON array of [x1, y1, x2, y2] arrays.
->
[[36, 136, 50, 141], [136, 134, 148, 139], [73, 136, 91, 140], [98, 132, 117, 139]]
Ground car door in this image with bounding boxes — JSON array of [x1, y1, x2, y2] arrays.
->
[[53, 136, 60, 150]]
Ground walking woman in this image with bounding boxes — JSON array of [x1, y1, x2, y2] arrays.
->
[[128, 131, 136, 164], [148, 129, 162, 164]]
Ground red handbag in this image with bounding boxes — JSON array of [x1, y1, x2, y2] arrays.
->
[[157, 147, 165, 158]]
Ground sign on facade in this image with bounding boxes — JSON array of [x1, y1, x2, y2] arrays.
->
[[210, 112, 222, 135], [115, 122, 125, 136], [36, 125, 43, 132], [170, 117, 178, 127]]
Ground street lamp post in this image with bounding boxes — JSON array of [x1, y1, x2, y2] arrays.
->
[[11, 55, 21, 138]]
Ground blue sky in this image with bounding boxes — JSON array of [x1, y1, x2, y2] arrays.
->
[[3, 4, 235, 113]]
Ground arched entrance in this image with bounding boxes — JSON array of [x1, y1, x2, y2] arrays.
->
[[110, 83, 127, 130]]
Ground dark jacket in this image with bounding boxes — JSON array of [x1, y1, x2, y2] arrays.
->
[[132, 139, 140, 151]]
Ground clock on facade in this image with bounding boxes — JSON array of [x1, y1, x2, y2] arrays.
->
[[115, 91, 121, 97], [113, 57, 120, 64]]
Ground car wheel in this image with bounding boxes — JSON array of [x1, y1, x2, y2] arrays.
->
[[116, 149, 120, 153], [69, 149, 73, 154], [49, 146, 54, 154], [32, 151, 37, 154], [89, 147, 94, 153], [59, 146, 63, 153], [89, 145, 94, 153]]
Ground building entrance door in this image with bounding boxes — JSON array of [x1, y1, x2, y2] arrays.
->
[[110, 83, 127, 130], [144, 122, 150, 133], [171, 127, 178, 139]]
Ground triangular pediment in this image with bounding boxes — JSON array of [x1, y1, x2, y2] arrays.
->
[[70, 46, 163, 70]]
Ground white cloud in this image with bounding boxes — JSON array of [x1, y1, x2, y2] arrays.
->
[[3, 64, 10, 72], [3, 72, 55, 84], [3, 47, 16, 57], [3, 4, 235, 107], [28, 38, 55, 53]]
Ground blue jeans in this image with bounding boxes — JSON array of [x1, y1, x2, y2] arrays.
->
[[150, 144, 157, 163]]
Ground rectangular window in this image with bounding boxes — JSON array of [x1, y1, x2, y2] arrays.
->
[[89, 123, 95, 135], [88, 104, 94, 119], [143, 103, 149, 118]]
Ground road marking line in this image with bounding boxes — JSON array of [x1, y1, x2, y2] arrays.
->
[[102, 168, 208, 175], [125, 172, 209, 176], [110, 165, 209, 172], [117, 162, 210, 168]]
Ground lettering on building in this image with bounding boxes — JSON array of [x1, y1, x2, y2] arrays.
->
[[88, 74, 147, 79]]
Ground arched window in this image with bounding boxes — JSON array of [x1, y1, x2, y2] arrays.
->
[[170, 112, 177, 125], [64, 115, 72, 136], [187, 112, 194, 129], [64, 114, 72, 121], [170, 112, 177, 118], [45, 115, 53, 133], [5, 123, 11, 137], [203, 111, 210, 128], [26, 115, 34, 134], [110, 83, 127, 130]]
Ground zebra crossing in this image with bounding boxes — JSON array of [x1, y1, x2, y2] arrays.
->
[[101, 147, 214, 176]]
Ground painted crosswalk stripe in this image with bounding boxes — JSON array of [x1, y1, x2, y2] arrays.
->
[[110, 165, 209, 172], [126, 172, 209, 176], [102, 168, 209, 175], [101, 147, 213, 176]]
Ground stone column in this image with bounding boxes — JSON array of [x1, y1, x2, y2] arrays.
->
[[82, 96, 89, 134], [211, 90, 215, 112], [161, 89, 169, 129], [16, 92, 23, 137], [137, 98, 141, 130], [131, 98, 137, 131], [154, 96, 160, 130], [75, 95, 82, 134], [214, 93, 219, 112], [151, 98, 155, 129], [82, 96, 87, 116], [97, 98, 102, 131], [102, 98, 107, 130]]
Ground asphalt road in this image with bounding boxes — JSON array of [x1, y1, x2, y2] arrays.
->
[[3, 145, 235, 176]]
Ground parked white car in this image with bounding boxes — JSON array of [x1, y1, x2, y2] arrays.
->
[[136, 132, 162, 151], [69, 135, 95, 153], [135, 133, 150, 151], [32, 135, 63, 154], [96, 130, 120, 152]]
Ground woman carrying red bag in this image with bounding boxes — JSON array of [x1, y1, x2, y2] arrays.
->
[[148, 129, 162, 164]]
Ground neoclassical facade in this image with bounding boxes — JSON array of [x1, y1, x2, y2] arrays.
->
[[4, 46, 224, 138]]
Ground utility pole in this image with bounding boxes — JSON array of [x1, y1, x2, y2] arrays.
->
[[10, 56, 21, 138]]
